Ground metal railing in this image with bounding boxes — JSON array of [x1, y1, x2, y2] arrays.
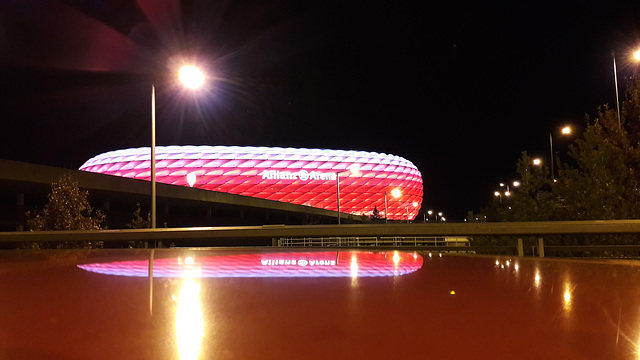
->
[[275, 236, 470, 247]]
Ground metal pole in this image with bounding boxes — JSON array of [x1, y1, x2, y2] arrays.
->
[[384, 191, 388, 224], [613, 50, 622, 129], [549, 133, 554, 179], [337, 173, 340, 225], [151, 84, 157, 229]]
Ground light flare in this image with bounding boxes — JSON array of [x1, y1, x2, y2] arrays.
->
[[179, 66, 205, 89], [176, 279, 204, 360]]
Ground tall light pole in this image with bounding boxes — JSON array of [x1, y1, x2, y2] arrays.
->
[[612, 50, 621, 129], [404, 202, 418, 224], [612, 49, 640, 129], [151, 65, 205, 229], [549, 126, 571, 179], [337, 165, 360, 225], [384, 188, 401, 224], [151, 84, 157, 228]]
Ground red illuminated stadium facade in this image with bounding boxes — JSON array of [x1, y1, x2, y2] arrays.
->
[[79, 146, 423, 220]]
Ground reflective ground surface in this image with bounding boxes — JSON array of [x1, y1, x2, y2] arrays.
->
[[2, 248, 640, 359]]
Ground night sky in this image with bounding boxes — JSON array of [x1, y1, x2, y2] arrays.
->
[[2, 0, 640, 220]]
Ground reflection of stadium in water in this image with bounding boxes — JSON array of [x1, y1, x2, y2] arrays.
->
[[78, 251, 423, 278]]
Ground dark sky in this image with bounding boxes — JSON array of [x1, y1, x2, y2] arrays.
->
[[2, 0, 640, 220]]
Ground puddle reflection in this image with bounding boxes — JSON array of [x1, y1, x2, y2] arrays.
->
[[78, 251, 423, 278], [176, 279, 204, 360]]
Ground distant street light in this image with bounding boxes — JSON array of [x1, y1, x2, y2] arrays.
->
[[532, 158, 542, 166], [384, 188, 402, 224], [404, 202, 418, 224], [495, 182, 514, 203], [151, 65, 205, 229]]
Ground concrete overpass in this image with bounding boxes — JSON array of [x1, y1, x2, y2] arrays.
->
[[0, 160, 364, 231]]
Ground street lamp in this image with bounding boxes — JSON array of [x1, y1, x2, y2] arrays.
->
[[151, 65, 205, 229], [612, 50, 622, 128], [549, 126, 572, 179], [384, 188, 402, 224], [612, 49, 640, 129], [404, 202, 418, 224], [337, 165, 360, 225]]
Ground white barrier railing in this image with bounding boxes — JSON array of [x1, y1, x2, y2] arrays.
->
[[275, 236, 470, 247]]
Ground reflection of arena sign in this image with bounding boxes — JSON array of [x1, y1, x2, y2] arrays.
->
[[77, 251, 424, 278], [260, 258, 336, 266], [261, 170, 337, 181]]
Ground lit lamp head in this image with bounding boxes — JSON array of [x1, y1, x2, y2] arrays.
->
[[179, 66, 205, 89], [391, 188, 402, 198], [533, 158, 542, 166]]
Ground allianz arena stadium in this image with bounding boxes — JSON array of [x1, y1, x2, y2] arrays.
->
[[79, 146, 423, 220]]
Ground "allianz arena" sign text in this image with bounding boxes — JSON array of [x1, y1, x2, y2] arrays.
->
[[260, 169, 337, 181]]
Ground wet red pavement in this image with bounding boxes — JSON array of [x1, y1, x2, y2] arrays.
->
[[2, 248, 640, 359]]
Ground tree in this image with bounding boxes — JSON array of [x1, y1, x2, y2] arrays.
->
[[470, 75, 640, 246], [25, 176, 106, 248], [361, 206, 383, 223], [126, 202, 150, 229]]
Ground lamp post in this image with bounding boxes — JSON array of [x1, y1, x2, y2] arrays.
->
[[337, 165, 360, 225], [612, 49, 640, 129], [549, 126, 571, 179], [612, 50, 621, 129], [151, 85, 156, 228], [404, 202, 418, 224], [150, 65, 205, 229], [384, 188, 401, 224], [495, 182, 514, 204]]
